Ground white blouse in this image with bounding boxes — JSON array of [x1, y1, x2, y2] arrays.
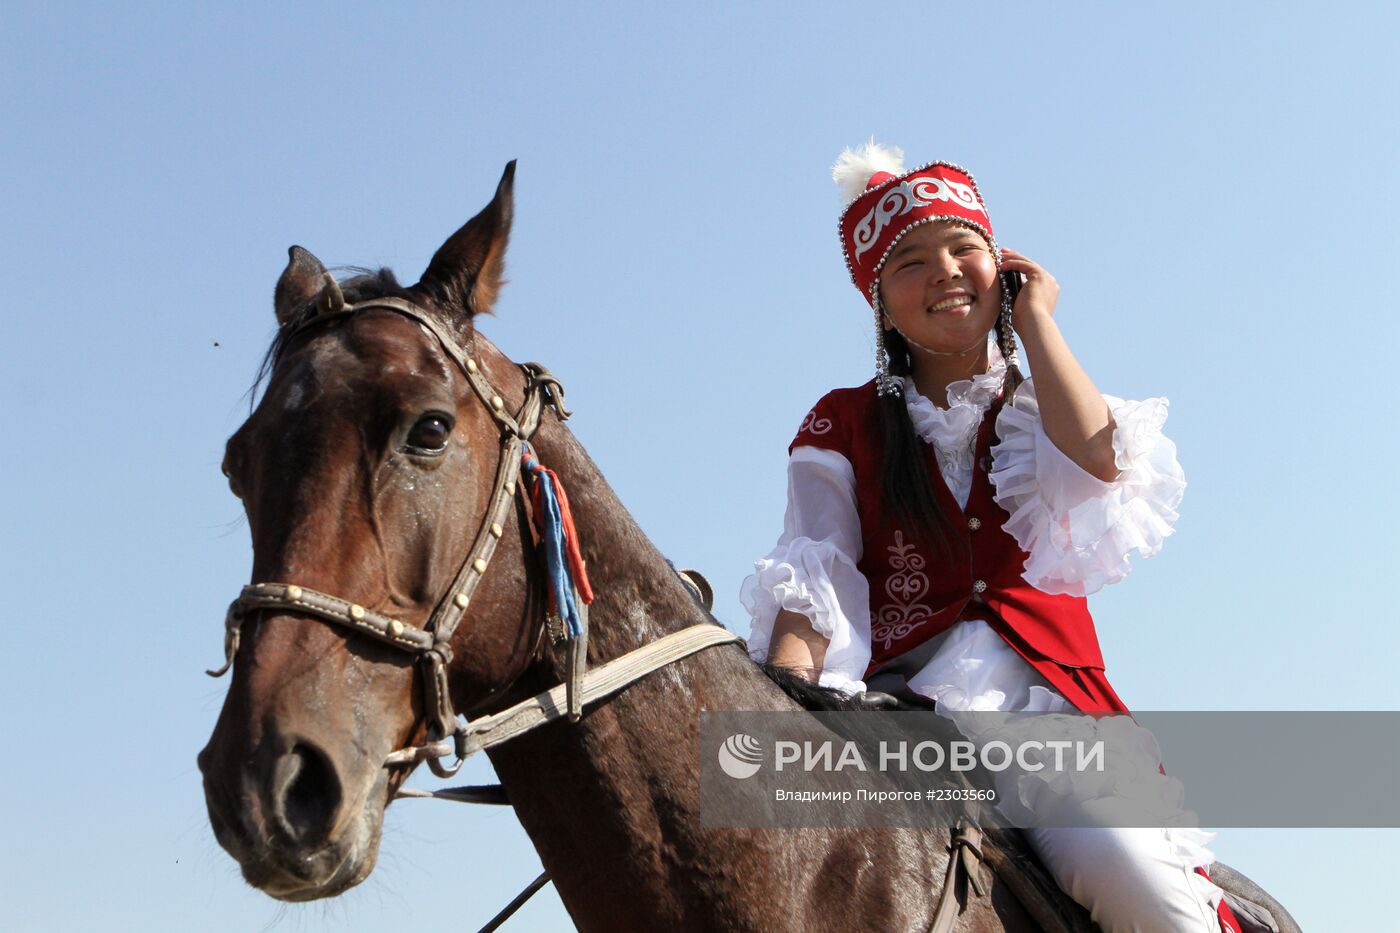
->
[[739, 338, 1187, 699]]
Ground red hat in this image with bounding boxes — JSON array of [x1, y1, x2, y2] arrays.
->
[[834, 141, 997, 306]]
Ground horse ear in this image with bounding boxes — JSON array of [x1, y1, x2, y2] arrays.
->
[[274, 246, 329, 325], [415, 160, 515, 318]]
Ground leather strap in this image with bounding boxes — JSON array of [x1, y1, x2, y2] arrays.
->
[[385, 623, 741, 764], [928, 821, 988, 933]]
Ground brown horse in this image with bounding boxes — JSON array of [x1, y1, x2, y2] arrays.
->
[[199, 165, 1286, 931]]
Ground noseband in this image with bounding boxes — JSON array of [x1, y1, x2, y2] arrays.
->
[[208, 294, 738, 777]]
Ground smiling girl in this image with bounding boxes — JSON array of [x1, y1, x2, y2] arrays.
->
[[741, 141, 1240, 932]]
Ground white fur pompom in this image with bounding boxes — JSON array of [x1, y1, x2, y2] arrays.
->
[[831, 138, 905, 202]]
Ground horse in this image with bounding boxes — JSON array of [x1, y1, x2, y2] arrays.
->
[[197, 164, 1294, 933]]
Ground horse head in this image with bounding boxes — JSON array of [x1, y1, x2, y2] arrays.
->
[[198, 163, 551, 901]]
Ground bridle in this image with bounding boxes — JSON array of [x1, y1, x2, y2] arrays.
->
[[207, 289, 739, 779]]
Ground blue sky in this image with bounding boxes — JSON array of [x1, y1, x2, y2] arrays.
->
[[3, 2, 1396, 929]]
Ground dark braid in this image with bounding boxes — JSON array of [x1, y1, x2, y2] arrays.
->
[[876, 327, 958, 559], [994, 310, 1026, 401]]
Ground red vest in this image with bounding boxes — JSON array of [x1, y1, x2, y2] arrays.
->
[[792, 381, 1129, 714]]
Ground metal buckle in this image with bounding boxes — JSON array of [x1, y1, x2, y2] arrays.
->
[[427, 739, 467, 778]]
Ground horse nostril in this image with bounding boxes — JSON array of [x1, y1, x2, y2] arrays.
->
[[273, 743, 342, 845]]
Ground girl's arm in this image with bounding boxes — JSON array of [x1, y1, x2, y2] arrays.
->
[[769, 608, 829, 683], [741, 443, 872, 694], [999, 247, 1120, 482]]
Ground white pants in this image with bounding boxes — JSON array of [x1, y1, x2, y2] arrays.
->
[[1025, 826, 1224, 933]]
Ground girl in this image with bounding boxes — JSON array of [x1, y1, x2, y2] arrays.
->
[[740, 141, 1239, 933]]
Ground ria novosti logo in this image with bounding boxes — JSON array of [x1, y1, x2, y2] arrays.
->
[[717, 733, 764, 779]]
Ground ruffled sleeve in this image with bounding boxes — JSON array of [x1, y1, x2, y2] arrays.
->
[[739, 446, 872, 695], [988, 377, 1186, 597]]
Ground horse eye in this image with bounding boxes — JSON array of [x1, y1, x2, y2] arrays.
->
[[406, 414, 452, 452]]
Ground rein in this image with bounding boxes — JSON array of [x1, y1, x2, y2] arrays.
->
[[206, 293, 739, 782]]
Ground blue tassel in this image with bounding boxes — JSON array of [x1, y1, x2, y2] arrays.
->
[[523, 448, 583, 640]]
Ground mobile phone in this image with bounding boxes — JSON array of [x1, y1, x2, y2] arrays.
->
[[1002, 270, 1025, 305]]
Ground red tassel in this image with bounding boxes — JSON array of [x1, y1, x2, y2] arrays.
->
[[543, 465, 594, 604], [521, 452, 594, 607]]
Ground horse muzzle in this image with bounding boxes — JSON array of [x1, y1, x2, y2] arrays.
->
[[198, 734, 389, 901]]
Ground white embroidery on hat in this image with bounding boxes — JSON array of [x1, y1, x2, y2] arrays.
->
[[852, 176, 988, 259]]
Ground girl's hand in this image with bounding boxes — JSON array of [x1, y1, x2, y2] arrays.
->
[[1000, 247, 1059, 332]]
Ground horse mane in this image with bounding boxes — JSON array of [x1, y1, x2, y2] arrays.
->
[[756, 660, 946, 713], [248, 267, 414, 407], [758, 661, 871, 710]]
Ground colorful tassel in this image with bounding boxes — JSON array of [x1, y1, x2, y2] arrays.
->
[[521, 445, 594, 640]]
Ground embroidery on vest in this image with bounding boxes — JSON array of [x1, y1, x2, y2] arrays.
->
[[799, 408, 832, 435], [872, 530, 933, 650]]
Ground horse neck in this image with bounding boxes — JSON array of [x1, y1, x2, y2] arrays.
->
[[485, 412, 804, 927], [508, 406, 792, 716]]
